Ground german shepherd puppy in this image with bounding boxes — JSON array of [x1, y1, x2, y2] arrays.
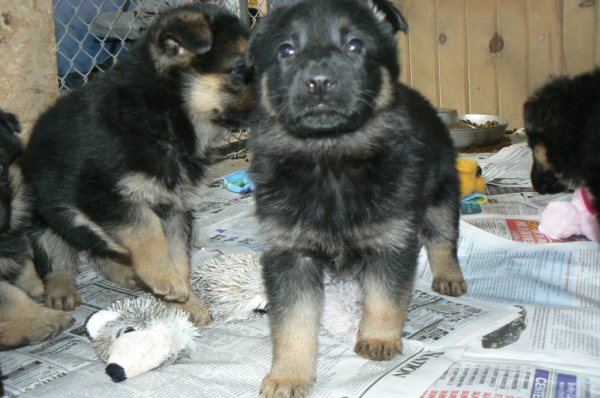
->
[[0, 109, 73, 351], [21, 4, 254, 325], [246, 0, 467, 396], [524, 69, 600, 208]]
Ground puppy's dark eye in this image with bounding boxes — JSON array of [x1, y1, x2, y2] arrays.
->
[[279, 43, 296, 59], [231, 63, 246, 76], [346, 39, 363, 54], [123, 326, 135, 333]]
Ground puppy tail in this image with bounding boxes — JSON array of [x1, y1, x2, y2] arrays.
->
[[44, 207, 131, 264]]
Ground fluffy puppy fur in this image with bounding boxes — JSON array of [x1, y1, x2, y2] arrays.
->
[[524, 69, 600, 206], [21, 4, 254, 325], [0, 109, 73, 352], [246, 0, 467, 396]]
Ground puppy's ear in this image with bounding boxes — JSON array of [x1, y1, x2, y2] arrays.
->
[[156, 15, 214, 57], [0, 110, 21, 135], [245, 16, 270, 70], [0, 110, 23, 162], [523, 97, 542, 134], [524, 77, 571, 134], [369, 0, 409, 33]]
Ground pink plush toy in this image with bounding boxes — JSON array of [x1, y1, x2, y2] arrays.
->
[[539, 188, 599, 241]]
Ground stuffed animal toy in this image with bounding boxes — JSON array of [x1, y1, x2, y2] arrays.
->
[[538, 187, 599, 241], [85, 296, 200, 382], [86, 254, 364, 382], [192, 254, 363, 346], [456, 157, 486, 199]]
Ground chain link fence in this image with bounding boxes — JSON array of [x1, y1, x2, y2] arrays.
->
[[52, 0, 284, 153]]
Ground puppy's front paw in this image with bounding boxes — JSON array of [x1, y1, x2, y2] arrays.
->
[[35, 309, 75, 340], [260, 373, 315, 398], [44, 273, 82, 310], [102, 263, 142, 290], [138, 272, 189, 303], [167, 295, 212, 326], [354, 337, 403, 361], [432, 275, 468, 297]]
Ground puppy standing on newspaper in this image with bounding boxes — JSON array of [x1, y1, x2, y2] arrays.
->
[[247, 0, 468, 396]]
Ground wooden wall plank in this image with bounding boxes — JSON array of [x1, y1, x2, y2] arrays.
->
[[391, 0, 411, 85], [436, 0, 468, 112], [405, 0, 439, 105], [528, 0, 561, 93], [397, 0, 600, 129], [497, 0, 528, 128], [465, 0, 497, 117], [562, 0, 596, 75], [595, 0, 599, 66]]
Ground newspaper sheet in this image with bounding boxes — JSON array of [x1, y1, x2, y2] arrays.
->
[[2, 267, 518, 397], [3, 143, 600, 398]]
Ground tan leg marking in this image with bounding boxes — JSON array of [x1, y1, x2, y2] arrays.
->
[[116, 216, 189, 303], [427, 243, 467, 297], [261, 302, 319, 398], [355, 278, 407, 361], [533, 144, 552, 170], [164, 291, 212, 327], [44, 272, 82, 310], [14, 259, 45, 297], [0, 282, 74, 349], [99, 261, 142, 290]]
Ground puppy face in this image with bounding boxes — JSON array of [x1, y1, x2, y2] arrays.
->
[[0, 110, 22, 233], [524, 76, 582, 194], [147, 4, 255, 129], [247, 0, 407, 137]]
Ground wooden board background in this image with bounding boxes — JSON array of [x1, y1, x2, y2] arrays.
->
[[0, 0, 58, 138], [395, 0, 600, 128], [0, 1, 598, 132]]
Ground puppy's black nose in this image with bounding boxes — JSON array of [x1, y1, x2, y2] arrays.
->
[[306, 75, 335, 96]]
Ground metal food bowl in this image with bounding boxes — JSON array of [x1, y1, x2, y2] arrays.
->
[[437, 109, 508, 149]]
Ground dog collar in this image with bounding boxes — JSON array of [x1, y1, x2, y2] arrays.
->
[[581, 187, 598, 216]]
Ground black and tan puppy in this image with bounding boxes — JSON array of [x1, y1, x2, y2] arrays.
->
[[524, 69, 600, 206], [21, 4, 254, 324], [0, 109, 73, 351], [247, 0, 467, 396]]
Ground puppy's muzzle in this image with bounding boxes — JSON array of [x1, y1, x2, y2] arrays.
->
[[306, 74, 336, 98], [531, 160, 568, 194]]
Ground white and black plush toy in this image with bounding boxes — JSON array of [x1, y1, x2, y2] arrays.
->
[[85, 296, 200, 382], [192, 253, 364, 345], [86, 253, 364, 382]]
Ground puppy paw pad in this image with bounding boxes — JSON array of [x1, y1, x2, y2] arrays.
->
[[260, 374, 314, 398], [354, 338, 403, 361], [432, 277, 468, 297]]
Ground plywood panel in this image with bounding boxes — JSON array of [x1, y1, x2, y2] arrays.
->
[[436, 0, 468, 111], [465, 0, 497, 116], [397, 31, 411, 85], [0, 0, 58, 138], [497, 0, 528, 128], [390, 0, 411, 85], [528, 0, 561, 92], [405, 0, 439, 105], [562, 0, 596, 75], [595, 0, 600, 66]]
